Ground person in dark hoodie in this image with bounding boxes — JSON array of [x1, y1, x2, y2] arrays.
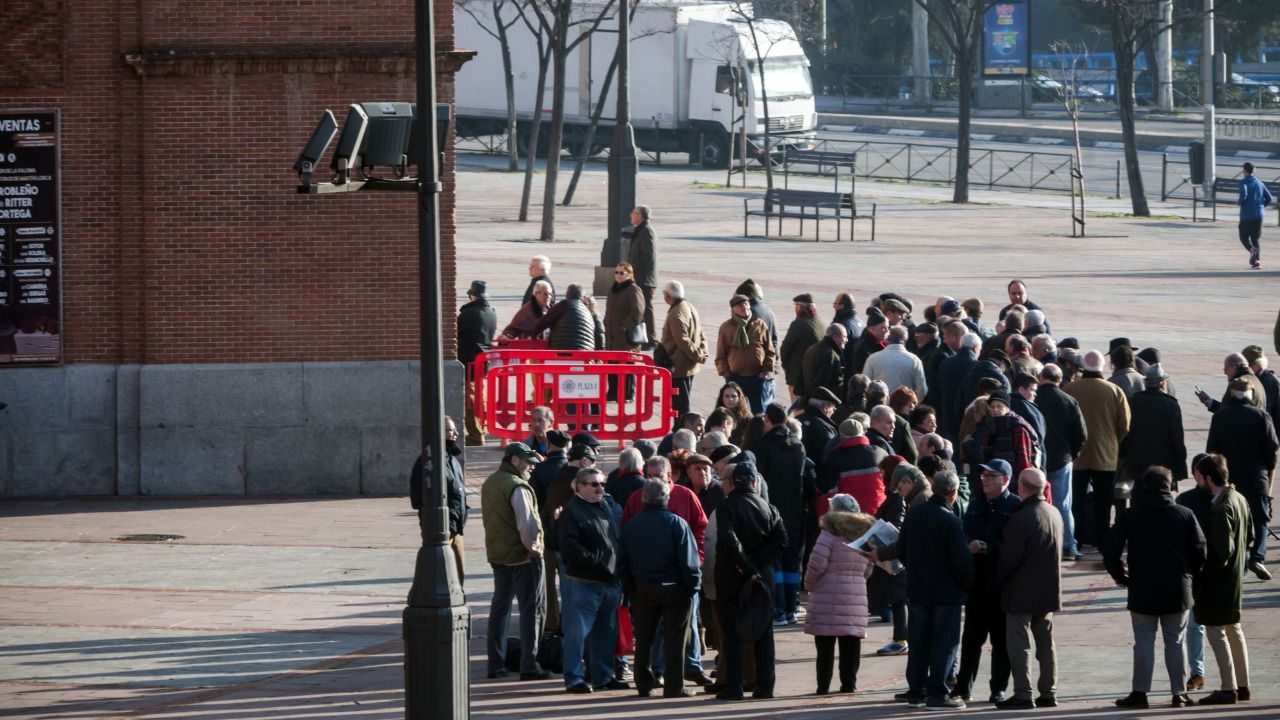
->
[[554, 467, 626, 694], [409, 416, 470, 583], [1105, 466, 1206, 710], [457, 280, 498, 445], [753, 403, 809, 624]]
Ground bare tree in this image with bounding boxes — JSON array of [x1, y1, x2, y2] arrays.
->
[[456, 0, 523, 171], [1046, 41, 1091, 236], [912, 0, 994, 204], [526, 0, 617, 241], [511, 2, 553, 222]]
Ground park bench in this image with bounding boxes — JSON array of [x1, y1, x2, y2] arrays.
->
[[1192, 176, 1280, 225], [783, 148, 858, 192], [743, 187, 876, 242]]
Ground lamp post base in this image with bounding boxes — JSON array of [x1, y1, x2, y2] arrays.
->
[[403, 543, 470, 719]]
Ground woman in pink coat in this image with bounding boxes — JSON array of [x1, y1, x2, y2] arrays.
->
[[803, 493, 875, 694]]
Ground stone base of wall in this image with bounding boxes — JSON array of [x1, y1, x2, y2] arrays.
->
[[0, 361, 465, 497]]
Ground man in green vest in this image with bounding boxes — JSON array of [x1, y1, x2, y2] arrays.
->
[[483, 442, 553, 680]]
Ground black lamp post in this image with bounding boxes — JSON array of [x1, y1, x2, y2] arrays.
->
[[402, 0, 471, 716], [604, 0, 636, 268]]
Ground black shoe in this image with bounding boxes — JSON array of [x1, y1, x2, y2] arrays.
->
[[520, 669, 554, 681], [989, 691, 1007, 703], [1198, 690, 1237, 705], [664, 688, 697, 698], [926, 697, 966, 711], [1115, 692, 1149, 709], [894, 692, 924, 703], [486, 669, 509, 679], [715, 690, 745, 701], [684, 670, 713, 687], [594, 680, 630, 691], [995, 696, 1035, 710], [1035, 695, 1058, 708], [1172, 693, 1193, 707], [838, 684, 855, 693], [705, 682, 724, 695], [652, 672, 664, 687], [566, 683, 592, 694], [752, 690, 774, 699], [815, 687, 829, 696], [1237, 686, 1251, 701]]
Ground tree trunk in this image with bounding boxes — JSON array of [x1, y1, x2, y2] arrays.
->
[[538, 6, 570, 241], [519, 44, 551, 223], [1112, 17, 1150, 216], [953, 48, 972, 203], [745, 24, 774, 190], [496, 1, 519, 172], [563, 49, 619, 206]]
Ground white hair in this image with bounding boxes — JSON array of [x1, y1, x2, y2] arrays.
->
[[870, 405, 895, 424], [530, 255, 551, 272], [618, 447, 643, 471], [1255, 355, 1270, 370], [645, 454, 672, 479], [1026, 309, 1045, 326], [785, 418, 803, 439], [532, 279, 552, 296], [665, 280, 685, 299], [672, 429, 697, 452], [886, 325, 909, 344], [827, 323, 847, 339], [960, 333, 980, 352]]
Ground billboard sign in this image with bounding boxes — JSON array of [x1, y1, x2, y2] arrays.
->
[[984, 2, 1030, 76]]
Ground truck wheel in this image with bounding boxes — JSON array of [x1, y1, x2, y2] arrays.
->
[[699, 132, 730, 169]]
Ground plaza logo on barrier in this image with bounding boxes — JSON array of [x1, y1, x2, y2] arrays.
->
[[558, 373, 601, 399]]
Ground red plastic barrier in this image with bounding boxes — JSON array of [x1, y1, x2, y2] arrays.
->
[[483, 360, 675, 445], [490, 338, 549, 351]]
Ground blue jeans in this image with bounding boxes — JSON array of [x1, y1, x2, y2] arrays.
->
[[1186, 619, 1205, 676], [1244, 492, 1271, 564], [560, 574, 621, 688], [652, 591, 702, 674], [906, 603, 963, 702], [1048, 464, 1078, 555]]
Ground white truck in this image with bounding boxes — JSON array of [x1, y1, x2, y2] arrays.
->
[[454, 0, 817, 168]]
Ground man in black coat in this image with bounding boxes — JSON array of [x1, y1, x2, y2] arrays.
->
[[554, 467, 626, 693], [938, 332, 980, 442], [1120, 364, 1188, 488], [956, 350, 1013, 425], [715, 461, 788, 701], [752, 404, 809, 623], [802, 325, 847, 404], [1243, 344, 1280, 431], [534, 284, 596, 351], [848, 308, 888, 376], [1034, 364, 1088, 560], [922, 320, 958, 410], [795, 387, 840, 466], [956, 459, 1021, 704], [894, 470, 975, 710], [1205, 378, 1279, 580], [409, 416, 470, 583], [458, 280, 498, 445], [1104, 467, 1207, 709]]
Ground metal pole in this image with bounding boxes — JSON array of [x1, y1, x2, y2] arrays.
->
[[1202, 0, 1216, 194], [911, 0, 931, 104], [403, 0, 470, 715], [1157, 0, 1174, 111], [605, 0, 637, 270]]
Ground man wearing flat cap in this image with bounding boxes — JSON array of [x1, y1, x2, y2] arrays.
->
[[797, 386, 842, 465], [716, 294, 777, 413], [1120, 364, 1187, 492], [458, 280, 498, 446], [483, 442, 552, 680], [848, 307, 888, 376], [781, 292, 828, 404], [802, 323, 847, 406]]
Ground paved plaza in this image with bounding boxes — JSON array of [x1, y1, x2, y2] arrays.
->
[[2, 155, 1279, 718]]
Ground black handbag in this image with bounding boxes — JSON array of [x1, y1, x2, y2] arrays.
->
[[626, 323, 646, 346], [653, 342, 673, 369]]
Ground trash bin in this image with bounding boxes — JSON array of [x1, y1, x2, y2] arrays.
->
[[1188, 140, 1205, 185]]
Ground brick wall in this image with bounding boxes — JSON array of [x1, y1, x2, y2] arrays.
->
[[0, 0, 461, 366]]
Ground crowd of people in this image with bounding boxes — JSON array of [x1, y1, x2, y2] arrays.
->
[[444, 222, 1278, 710]]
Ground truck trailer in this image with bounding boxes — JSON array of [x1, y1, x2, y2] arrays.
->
[[454, 0, 818, 168]]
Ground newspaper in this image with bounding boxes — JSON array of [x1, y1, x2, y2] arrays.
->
[[846, 519, 905, 575]]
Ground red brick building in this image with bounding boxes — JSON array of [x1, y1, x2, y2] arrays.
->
[[0, 0, 467, 496]]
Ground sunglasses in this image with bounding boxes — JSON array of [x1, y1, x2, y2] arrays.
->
[[580, 481, 605, 488]]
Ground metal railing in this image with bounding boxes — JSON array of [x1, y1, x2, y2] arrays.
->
[[802, 137, 1077, 194], [1216, 117, 1280, 140], [1160, 154, 1280, 201]]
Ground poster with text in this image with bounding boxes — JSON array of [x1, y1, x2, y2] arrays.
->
[[984, 2, 1030, 76], [0, 110, 61, 363]]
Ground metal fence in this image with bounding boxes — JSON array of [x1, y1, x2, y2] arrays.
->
[[803, 137, 1077, 194], [1160, 154, 1280, 201], [1216, 117, 1280, 140]]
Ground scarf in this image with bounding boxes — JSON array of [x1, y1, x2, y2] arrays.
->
[[730, 314, 752, 348]]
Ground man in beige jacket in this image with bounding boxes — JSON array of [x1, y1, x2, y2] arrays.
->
[[661, 280, 708, 415]]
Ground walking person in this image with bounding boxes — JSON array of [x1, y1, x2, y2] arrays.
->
[[1105, 466, 1207, 709], [803, 493, 873, 695], [1192, 454, 1256, 705], [1237, 161, 1274, 269], [996, 469, 1063, 710], [482, 442, 553, 680], [619, 479, 702, 698]]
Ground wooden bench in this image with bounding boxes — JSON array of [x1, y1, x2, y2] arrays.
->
[[743, 187, 876, 242], [783, 149, 858, 192], [1192, 177, 1280, 225]]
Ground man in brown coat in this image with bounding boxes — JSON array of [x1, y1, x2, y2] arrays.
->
[[604, 262, 646, 351], [660, 281, 708, 415], [996, 468, 1063, 710], [1064, 349, 1131, 549], [715, 294, 777, 414], [779, 292, 827, 403]]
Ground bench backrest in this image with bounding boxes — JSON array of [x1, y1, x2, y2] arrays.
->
[[765, 188, 849, 209], [786, 149, 856, 167], [1213, 177, 1280, 195]]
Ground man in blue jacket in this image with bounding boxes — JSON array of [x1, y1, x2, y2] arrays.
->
[[1239, 162, 1274, 269]]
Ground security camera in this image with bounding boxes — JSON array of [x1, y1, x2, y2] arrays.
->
[[293, 110, 337, 186], [331, 104, 370, 184]]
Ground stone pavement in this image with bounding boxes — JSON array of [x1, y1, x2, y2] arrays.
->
[[3, 157, 1280, 718]]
